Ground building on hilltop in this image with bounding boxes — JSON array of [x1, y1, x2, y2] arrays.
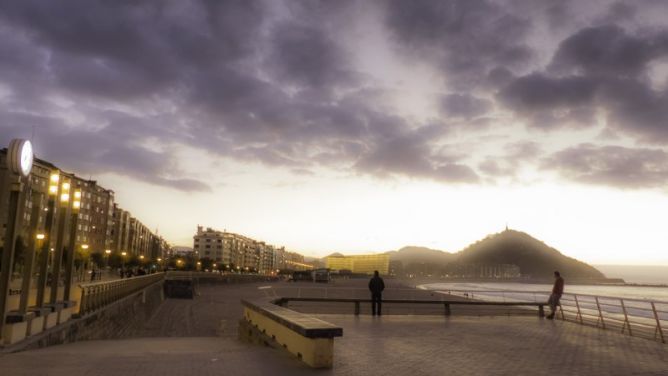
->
[[326, 254, 390, 275]]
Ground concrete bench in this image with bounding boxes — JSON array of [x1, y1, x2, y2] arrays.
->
[[240, 298, 342, 368]]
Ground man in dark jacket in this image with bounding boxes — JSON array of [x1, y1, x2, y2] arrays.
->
[[547, 271, 564, 319], [368, 270, 385, 316]]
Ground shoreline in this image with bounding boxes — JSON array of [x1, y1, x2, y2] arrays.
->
[[394, 277, 668, 289]]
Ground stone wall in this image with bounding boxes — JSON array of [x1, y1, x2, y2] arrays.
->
[[5, 281, 164, 352]]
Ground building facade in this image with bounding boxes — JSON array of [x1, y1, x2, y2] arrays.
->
[[326, 254, 390, 275], [193, 226, 308, 273], [0, 148, 167, 270]]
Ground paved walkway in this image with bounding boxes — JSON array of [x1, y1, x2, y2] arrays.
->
[[1, 315, 666, 375], [0, 281, 666, 375]]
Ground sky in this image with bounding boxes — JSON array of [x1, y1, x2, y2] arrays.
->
[[1, 1, 668, 265]]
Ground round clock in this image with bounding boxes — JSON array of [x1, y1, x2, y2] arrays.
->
[[7, 139, 34, 177]]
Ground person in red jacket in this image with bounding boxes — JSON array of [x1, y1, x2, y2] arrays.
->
[[547, 271, 564, 319], [368, 270, 385, 316]]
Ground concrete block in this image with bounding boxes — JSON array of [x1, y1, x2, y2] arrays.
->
[[58, 307, 73, 324], [44, 312, 58, 329], [242, 307, 335, 368], [27, 316, 45, 336], [2, 321, 28, 345]]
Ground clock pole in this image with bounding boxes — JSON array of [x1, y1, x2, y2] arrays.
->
[[0, 139, 32, 334]]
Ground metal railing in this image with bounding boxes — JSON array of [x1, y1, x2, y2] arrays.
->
[[78, 273, 165, 315], [264, 285, 667, 344], [275, 297, 546, 317], [426, 288, 667, 344]]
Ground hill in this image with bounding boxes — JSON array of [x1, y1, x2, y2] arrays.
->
[[386, 246, 455, 264], [385, 246, 456, 277], [455, 230, 604, 279], [386, 230, 606, 280]]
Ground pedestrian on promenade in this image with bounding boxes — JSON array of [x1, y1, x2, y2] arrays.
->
[[368, 270, 385, 316], [547, 271, 564, 319], [91, 269, 96, 282]]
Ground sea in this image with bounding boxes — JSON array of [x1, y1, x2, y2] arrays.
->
[[419, 265, 668, 303]]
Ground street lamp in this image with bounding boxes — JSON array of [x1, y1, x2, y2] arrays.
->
[[121, 251, 127, 276], [104, 249, 111, 273], [48, 173, 59, 195], [60, 182, 70, 203], [80, 243, 89, 281]]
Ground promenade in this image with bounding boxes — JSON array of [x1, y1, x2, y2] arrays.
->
[[1, 281, 666, 375], [5, 270, 121, 314]]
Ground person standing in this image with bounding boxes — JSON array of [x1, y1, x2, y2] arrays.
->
[[547, 271, 564, 319], [368, 270, 385, 316]]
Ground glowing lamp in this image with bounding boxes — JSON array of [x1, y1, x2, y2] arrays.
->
[[60, 193, 70, 202], [36, 233, 46, 240]]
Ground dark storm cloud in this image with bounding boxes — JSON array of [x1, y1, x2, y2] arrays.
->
[[498, 73, 598, 129], [383, 0, 534, 89], [0, 0, 481, 186], [440, 94, 493, 119], [355, 122, 479, 183], [549, 25, 668, 77], [499, 24, 668, 140], [2, 0, 668, 191], [0, 112, 211, 192], [266, 22, 358, 90], [543, 144, 668, 189]]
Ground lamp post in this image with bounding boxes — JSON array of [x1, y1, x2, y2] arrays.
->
[[49, 179, 72, 304], [121, 251, 127, 277], [18, 177, 45, 315], [35, 171, 58, 307], [105, 249, 111, 278], [79, 243, 89, 282], [63, 189, 82, 301]]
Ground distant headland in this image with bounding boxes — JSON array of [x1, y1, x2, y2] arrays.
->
[[384, 229, 623, 284]]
